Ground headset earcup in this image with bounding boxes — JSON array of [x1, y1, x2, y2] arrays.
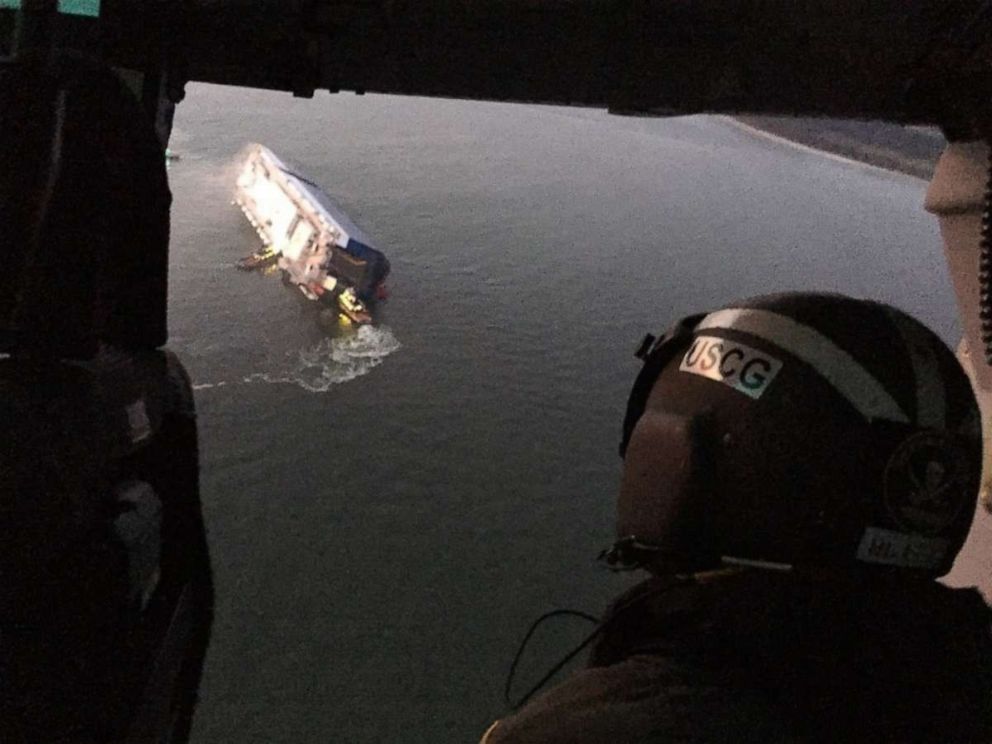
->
[[620, 351, 672, 457], [620, 314, 706, 457]]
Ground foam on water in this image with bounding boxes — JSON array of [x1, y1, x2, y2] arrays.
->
[[192, 381, 229, 390], [245, 325, 400, 393]]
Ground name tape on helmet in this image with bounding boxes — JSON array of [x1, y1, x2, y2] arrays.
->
[[856, 526, 948, 570], [679, 336, 782, 399]]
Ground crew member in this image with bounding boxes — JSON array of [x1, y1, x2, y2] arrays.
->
[[483, 292, 992, 744]]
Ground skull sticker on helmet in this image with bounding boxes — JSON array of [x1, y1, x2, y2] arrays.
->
[[883, 431, 972, 536]]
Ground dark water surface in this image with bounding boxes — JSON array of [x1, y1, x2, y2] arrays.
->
[[168, 86, 962, 742]]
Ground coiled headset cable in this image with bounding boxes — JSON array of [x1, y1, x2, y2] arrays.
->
[[503, 567, 694, 711]]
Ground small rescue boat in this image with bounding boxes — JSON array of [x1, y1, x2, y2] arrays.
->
[[336, 286, 372, 325], [313, 275, 372, 325], [235, 247, 279, 271]]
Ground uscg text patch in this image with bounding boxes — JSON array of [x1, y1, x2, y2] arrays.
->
[[679, 335, 782, 399]]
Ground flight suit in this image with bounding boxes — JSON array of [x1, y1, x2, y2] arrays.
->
[[482, 570, 992, 744]]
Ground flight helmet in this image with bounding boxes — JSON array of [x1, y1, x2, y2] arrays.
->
[[611, 292, 981, 578], [0, 52, 170, 358]]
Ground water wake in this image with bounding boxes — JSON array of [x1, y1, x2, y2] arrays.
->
[[245, 325, 400, 393], [192, 381, 229, 391]]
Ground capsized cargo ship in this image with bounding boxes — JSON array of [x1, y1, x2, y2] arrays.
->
[[234, 144, 389, 323]]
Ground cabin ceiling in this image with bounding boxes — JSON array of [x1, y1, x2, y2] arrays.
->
[[3, 1, 991, 127]]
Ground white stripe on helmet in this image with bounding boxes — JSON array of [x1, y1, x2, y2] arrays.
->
[[697, 308, 910, 423], [883, 308, 946, 429]]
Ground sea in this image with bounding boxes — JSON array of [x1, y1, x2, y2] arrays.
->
[[167, 85, 965, 743]]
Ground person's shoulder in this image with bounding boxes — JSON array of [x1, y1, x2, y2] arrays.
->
[[478, 658, 675, 744], [479, 654, 790, 744]]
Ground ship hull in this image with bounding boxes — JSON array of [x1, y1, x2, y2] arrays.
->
[[234, 144, 389, 316]]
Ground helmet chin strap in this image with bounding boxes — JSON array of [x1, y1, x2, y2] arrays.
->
[[719, 556, 794, 572], [597, 536, 667, 571], [599, 536, 794, 574]]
